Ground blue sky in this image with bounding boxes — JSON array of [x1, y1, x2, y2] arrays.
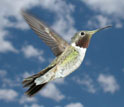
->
[[0, 0, 124, 107]]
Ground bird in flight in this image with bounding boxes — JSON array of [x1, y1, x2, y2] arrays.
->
[[22, 11, 111, 97]]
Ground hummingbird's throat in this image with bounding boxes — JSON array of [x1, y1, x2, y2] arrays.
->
[[76, 36, 90, 48]]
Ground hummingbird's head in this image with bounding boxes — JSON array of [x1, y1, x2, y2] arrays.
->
[[71, 25, 112, 48]]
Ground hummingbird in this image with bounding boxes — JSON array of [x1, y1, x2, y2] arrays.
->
[[22, 11, 111, 97]]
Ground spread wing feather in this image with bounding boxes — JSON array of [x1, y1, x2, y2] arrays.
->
[[22, 11, 69, 56]]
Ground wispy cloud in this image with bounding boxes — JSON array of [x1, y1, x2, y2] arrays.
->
[[0, 0, 41, 53], [22, 72, 33, 78], [0, 0, 42, 30], [0, 89, 18, 102], [0, 69, 7, 77], [2, 78, 20, 87], [82, 0, 124, 17], [82, 0, 124, 28], [65, 102, 84, 107], [53, 78, 65, 84], [22, 45, 44, 62], [0, 30, 18, 53], [40, 83, 65, 102], [87, 15, 111, 28], [19, 96, 37, 104], [98, 74, 120, 93], [0, 69, 20, 88], [73, 75, 96, 94], [24, 103, 44, 107]]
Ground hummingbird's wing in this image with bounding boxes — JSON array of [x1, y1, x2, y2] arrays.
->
[[22, 11, 69, 56]]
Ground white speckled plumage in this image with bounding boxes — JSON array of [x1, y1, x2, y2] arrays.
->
[[35, 43, 86, 85], [55, 43, 86, 78]]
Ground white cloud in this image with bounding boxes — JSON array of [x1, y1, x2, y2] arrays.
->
[[24, 103, 44, 107], [0, 30, 18, 53], [74, 75, 96, 94], [0, 69, 20, 88], [40, 83, 65, 102], [82, 0, 124, 17], [0, 0, 41, 30], [52, 15, 77, 41], [87, 15, 111, 28], [22, 45, 44, 62], [2, 78, 20, 87], [22, 72, 33, 78], [0, 69, 7, 77], [19, 96, 37, 104], [98, 74, 120, 93], [65, 102, 84, 107], [30, 104, 43, 107], [82, 0, 124, 28], [0, 89, 18, 101], [53, 78, 65, 84], [0, 0, 40, 53]]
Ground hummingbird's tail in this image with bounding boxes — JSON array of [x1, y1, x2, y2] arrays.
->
[[22, 65, 54, 97]]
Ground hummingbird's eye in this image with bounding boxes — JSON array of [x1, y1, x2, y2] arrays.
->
[[80, 32, 85, 36]]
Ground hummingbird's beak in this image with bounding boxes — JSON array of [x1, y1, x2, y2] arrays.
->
[[88, 25, 112, 38], [95, 25, 112, 33]]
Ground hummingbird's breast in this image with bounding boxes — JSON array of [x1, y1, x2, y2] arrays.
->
[[55, 43, 86, 78]]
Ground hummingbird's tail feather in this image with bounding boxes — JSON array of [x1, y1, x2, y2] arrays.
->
[[22, 73, 40, 88], [25, 83, 47, 97], [22, 65, 55, 97], [22, 73, 47, 97]]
